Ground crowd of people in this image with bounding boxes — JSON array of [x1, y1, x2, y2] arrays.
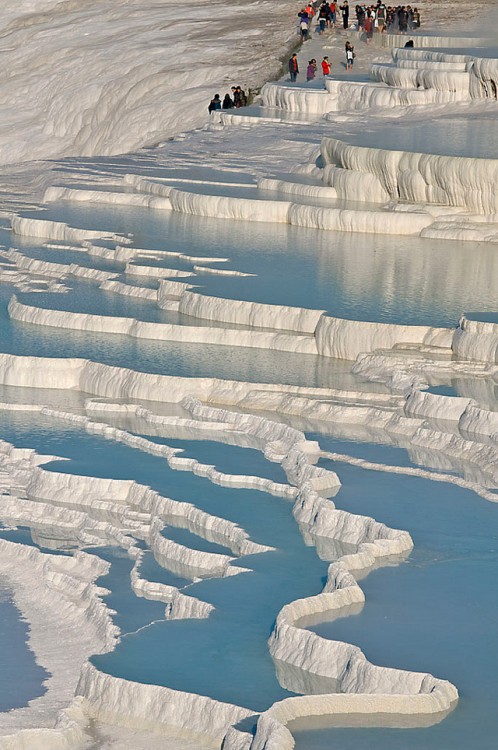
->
[[355, 3, 420, 34], [290, 0, 421, 81], [298, 0, 420, 37], [209, 0, 422, 109], [208, 86, 248, 113]]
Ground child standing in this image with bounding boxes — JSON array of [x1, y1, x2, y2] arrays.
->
[[345, 41, 354, 70]]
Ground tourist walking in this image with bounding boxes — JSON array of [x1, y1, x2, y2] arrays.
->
[[345, 40, 355, 70], [364, 12, 373, 41], [321, 56, 331, 76], [398, 5, 408, 33], [289, 53, 299, 82], [377, 3, 386, 32], [355, 4, 365, 29], [329, 1, 337, 26], [298, 9, 310, 39], [305, 3, 315, 21], [318, 3, 328, 34], [340, 1, 349, 29]]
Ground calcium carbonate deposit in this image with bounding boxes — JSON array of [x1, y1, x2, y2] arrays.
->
[[0, 2, 496, 750]]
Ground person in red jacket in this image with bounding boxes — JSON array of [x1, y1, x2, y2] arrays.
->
[[321, 56, 331, 76], [305, 3, 315, 19]]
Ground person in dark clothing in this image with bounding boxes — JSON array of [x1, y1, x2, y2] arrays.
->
[[377, 3, 386, 31], [235, 86, 247, 107], [222, 93, 234, 109], [355, 4, 365, 29], [345, 40, 355, 69], [318, 4, 328, 33], [289, 53, 299, 82], [232, 86, 247, 108], [208, 94, 221, 113], [398, 5, 408, 32], [298, 9, 310, 39], [340, 1, 349, 29]]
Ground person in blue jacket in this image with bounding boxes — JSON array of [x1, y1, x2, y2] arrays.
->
[[208, 94, 222, 113]]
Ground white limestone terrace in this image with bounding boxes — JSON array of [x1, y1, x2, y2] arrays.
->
[[392, 46, 498, 98], [0, 431, 279, 605], [2, 208, 495, 386], [260, 32, 498, 117], [40, 180, 442, 237], [5, 270, 498, 367], [0, 0, 303, 166], [1, 352, 494, 747], [30, 114, 498, 245], [0, 412, 285, 743], [0, 7, 495, 750], [3, 360, 489, 746], [0, 514, 117, 745]]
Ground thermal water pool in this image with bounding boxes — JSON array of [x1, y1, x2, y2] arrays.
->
[[13, 198, 498, 327], [0, 411, 335, 713], [340, 109, 498, 159], [0, 285, 356, 391], [292, 456, 498, 750], [0, 584, 48, 711], [0, 126, 496, 748]]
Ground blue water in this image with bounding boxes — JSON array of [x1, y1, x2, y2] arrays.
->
[[293, 463, 498, 750], [89, 546, 165, 634], [11, 201, 498, 328], [0, 96, 496, 749], [312, 432, 416, 469], [466, 311, 498, 324], [148, 436, 289, 485], [138, 550, 191, 589], [342, 113, 498, 159], [0, 526, 41, 549], [0, 414, 330, 710], [427, 384, 457, 397], [161, 525, 234, 557], [0, 585, 48, 711], [92, 544, 328, 711]]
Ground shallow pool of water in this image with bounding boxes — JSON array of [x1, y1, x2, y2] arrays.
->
[[294, 461, 498, 750], [342, 111, 498, 159], [14, 201, 498, 328], [0, 583, 48, 711]]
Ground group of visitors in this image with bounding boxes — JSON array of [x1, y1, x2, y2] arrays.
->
[[310, 2, 355, 31], [290, 53, 334, 81], [208, 86, 248, 113], [209, 0, 422, 108], [297, 4, 317, 39], [355, 3, 420, 35], [299, 0, 420, 37]]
